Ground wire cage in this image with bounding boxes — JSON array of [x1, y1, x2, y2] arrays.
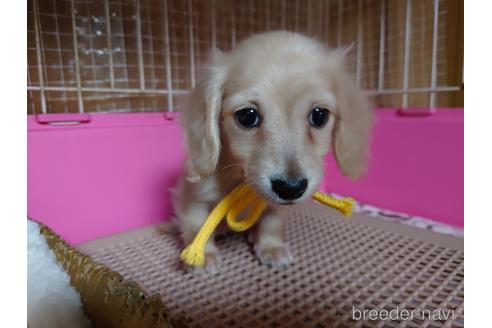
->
[[27, 0, 463, 114]]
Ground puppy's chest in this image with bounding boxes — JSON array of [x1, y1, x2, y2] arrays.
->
[[194, 173, 242, 204]]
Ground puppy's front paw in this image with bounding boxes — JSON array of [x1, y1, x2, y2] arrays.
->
[[186, 252, 221, 274], [254, 244, 294, 268]]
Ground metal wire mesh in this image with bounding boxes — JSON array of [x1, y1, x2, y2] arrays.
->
[[27, 0, 463, 114]]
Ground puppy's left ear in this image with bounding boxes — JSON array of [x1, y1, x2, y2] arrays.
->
[[182, 50, 228, 178], [330, 54, 373, 179]]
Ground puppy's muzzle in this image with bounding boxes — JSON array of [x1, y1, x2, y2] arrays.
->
[[271, 177, 308, 201]]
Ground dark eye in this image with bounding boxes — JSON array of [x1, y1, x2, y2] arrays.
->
[[308, 107, 330, 128], [235, 107, 260, 128]]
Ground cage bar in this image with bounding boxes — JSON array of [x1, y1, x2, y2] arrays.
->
[[356, 0, 363, 87], [70, 0, 85, 113], [187, 0, 196, 88], [26, 85, 460, 97], [429, 0, 440, 108], [52, 0, 68, 113], [402, 0, 412, 108], [162, 0, 174, 111], [365, 86, 460, 95], [144, 2, 157, 97], [378, 0, 386, 91], [32, 0, 47, 114], [104, 0, 115, 90], [87, 5, 101, 112], [27, 85, 189, 95], [27, 68, 35, 114], [135, 0, 146, 91]]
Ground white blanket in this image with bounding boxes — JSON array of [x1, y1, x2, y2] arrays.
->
[[27, 220, 90, 328]]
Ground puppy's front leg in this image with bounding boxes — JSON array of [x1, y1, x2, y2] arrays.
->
[[180, 203, 220, 273], [251, 208, 294, 268]]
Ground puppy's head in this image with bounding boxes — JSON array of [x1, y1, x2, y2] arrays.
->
[[182, 31, 372, 204]]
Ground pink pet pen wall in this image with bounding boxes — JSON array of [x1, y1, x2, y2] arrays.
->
[[28, 108, 463, 244], [27, 0, 464, 244]]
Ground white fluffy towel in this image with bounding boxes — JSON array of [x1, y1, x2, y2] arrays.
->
[[27, 220, 91, 328]]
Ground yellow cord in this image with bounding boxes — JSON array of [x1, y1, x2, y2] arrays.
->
[[180, 182, 355, 267], [312, 192, 355, 217]]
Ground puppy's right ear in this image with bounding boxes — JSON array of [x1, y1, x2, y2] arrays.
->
[[329, 50, 373, 179], [182, 50, 228, 178]]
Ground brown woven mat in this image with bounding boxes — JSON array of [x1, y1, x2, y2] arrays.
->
[[38, 223, 180, 328], [79, 203, 464, 328]]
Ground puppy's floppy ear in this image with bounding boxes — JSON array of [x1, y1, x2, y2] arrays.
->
[[182, 50, 227, 178], [330, 53, 373, 179]]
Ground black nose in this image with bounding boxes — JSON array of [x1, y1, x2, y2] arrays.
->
[[271, 177, 308, 200]]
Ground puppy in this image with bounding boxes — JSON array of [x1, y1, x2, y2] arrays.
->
[[173, 31, 372, 272]]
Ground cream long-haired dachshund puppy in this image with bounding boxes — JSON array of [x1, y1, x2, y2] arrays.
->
[[173, 31, 372, 272]]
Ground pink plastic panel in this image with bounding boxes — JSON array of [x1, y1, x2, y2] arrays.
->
[[28, 109, 463, 244], [28, 113, 185, 244], [321, 108, 464, 227]]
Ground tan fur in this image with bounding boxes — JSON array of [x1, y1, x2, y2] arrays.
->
[[174, 31, 372, 272]]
